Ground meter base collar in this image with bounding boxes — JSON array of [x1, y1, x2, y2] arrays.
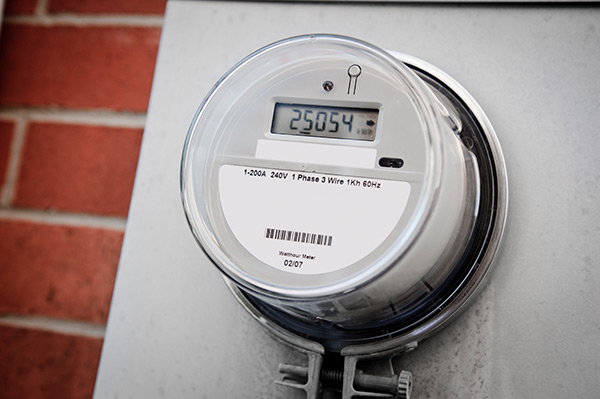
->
[[229, 55, 507, 353]]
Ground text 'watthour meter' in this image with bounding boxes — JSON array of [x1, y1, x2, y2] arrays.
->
[[181, 35, 507, 399]]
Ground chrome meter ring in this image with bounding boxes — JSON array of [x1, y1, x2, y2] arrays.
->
[[226, 53, 508, 354]]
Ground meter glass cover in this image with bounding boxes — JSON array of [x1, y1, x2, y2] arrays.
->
[[181, 34, 507, 349], [271, 103, 379, 141], [181, 34, 451, 299]]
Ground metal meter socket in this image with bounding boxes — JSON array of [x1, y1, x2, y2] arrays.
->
[[181, 35, 507, 353]]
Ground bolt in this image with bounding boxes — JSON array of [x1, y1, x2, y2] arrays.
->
[[279, 364, 412, 398]]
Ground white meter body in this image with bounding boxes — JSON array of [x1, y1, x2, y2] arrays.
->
[[181, 35, 506, 352]]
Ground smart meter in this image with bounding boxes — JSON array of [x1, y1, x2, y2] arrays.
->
[[181, 34, 507, 398]]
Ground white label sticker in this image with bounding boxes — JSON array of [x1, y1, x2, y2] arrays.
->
[[219, 165, 411, 275]]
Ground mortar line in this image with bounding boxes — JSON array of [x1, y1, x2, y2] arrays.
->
[[0, 208, 127, 231], [0, 108, 148, 129], [0, 116, 28, 207], [4, 14, 164, 27], [36, 0, 48, 17], [0, 314, 106, 339]]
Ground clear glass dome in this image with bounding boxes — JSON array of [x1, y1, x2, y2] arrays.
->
[[181, 34, 481, 330]]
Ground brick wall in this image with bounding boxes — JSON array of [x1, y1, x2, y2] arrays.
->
[[0, 0, 165, 397]]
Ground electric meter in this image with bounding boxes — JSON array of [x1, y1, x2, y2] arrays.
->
[[181, 34, 507, 398]]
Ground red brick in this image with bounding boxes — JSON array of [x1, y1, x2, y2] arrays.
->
[[0, 120, 15, 188], [0, 325, 102, 399], [0, 220, 123, 323], [0, 24, 161, 111], [49, 0, 166, 15], [15, 122, 142, 216], [4, 0, 38, 15]]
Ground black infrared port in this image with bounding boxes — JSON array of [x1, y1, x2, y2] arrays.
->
[[379, 157, 404, 168]]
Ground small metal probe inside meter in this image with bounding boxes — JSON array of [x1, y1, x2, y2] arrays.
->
[[181, 34, 507, 399], [347, 64, 362, 94]]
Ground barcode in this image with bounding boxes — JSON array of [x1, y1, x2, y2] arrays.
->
[[265, 228, 333, 247]]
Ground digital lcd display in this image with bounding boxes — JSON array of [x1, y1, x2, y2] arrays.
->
[[271, 103, 379, 141]]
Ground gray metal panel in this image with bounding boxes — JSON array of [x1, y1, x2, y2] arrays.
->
[[94, 2, 600, 398]]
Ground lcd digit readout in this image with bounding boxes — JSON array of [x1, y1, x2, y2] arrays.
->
[[271, 103, 379, 141]]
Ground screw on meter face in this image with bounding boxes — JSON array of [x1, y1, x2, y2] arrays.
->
[[181, 34, 507, 351]]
